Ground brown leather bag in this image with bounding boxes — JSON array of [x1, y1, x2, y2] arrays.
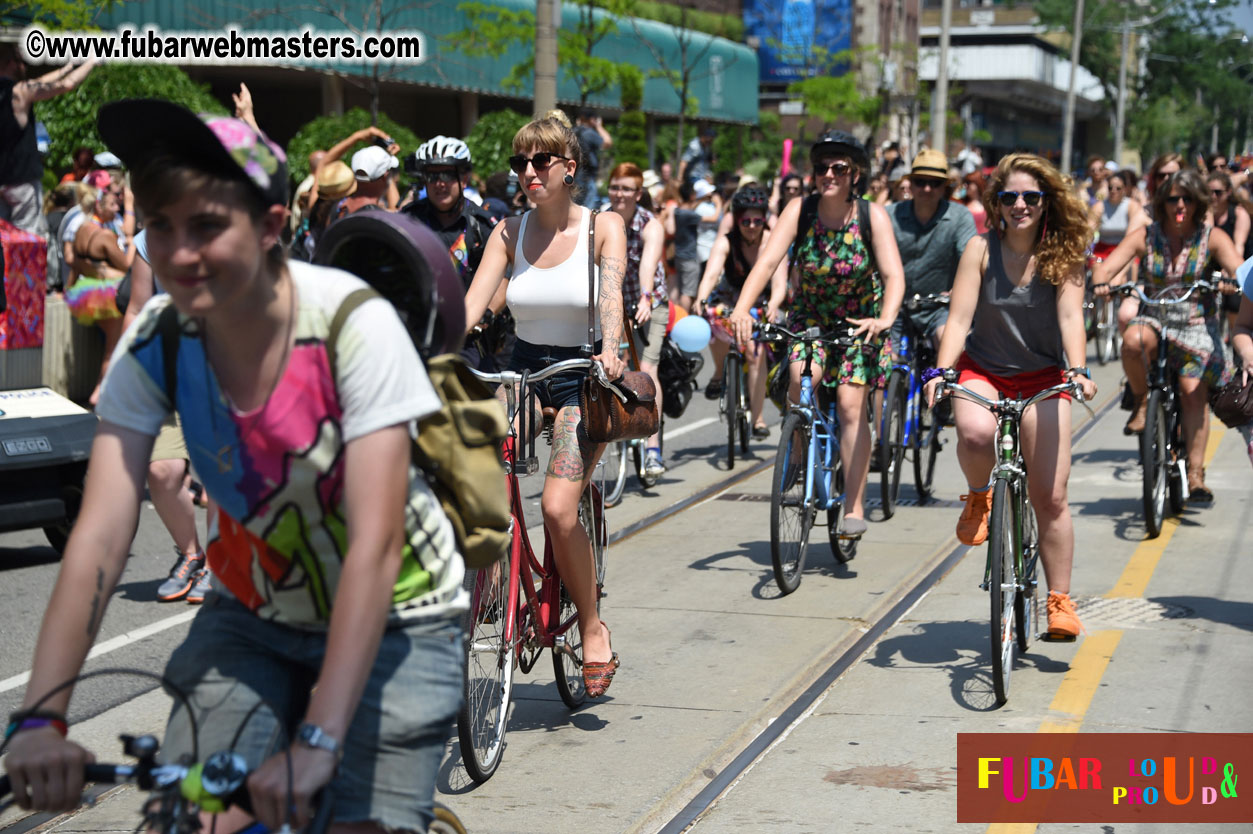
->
[[1209, 373, 1253, 429], [579, 210, 660, 444]]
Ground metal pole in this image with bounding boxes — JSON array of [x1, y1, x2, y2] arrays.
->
[[1212, 104, 1219, 154], [1061, 0, 1085, 174], [535, 0, 558, 116], [931, 0, 953, 155], [1114, 21, 1129, 166]]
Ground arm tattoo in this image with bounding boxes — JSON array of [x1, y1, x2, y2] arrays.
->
[[598, 255, 626, 347], [86, 567, 105, 636], [547, 407, 595, 482]]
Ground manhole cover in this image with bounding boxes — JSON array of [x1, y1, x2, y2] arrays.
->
[[1071, 596, 1193, 626]]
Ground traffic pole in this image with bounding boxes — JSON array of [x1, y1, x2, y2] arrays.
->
[[930, 0, 953, 155], [1061, 0, 1085, 175], [1114, 19, 1129, 166], [535, 0, 558, 116]]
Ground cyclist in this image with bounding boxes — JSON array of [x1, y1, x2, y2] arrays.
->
[[402, 136, 507, 369], [1093, 169, 1244, 499], [1234, 257, 1253, 466], [694, 184, 787, 439], [729, 131, 905, 539], [923, 153, 1097, 639], [463, 116, 627, 697], [3, 101, 466, 834], [607, 161, 669, 477]]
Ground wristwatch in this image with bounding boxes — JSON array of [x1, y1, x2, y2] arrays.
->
[[296, 723, 342, 760], [1067, 367, 1091, 380]]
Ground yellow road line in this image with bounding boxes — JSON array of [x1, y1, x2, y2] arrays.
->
[[986, 422, 1229, 834]]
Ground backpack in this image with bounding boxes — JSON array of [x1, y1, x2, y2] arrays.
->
[[155, 286, 512, 571], [789, 194, 876, 275], [657, 335, 703, 420]]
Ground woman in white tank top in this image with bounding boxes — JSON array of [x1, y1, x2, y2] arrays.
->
[[465, 117, 628, 697]]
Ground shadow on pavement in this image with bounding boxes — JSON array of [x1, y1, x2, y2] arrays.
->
[[0, 544, 61, 570], [688, 539, 858, 599], [1070, 496, 1148, 542], [1150, 596, 1253, 633], [114, 577, 165, 602], [865, 620, 1071, 712]]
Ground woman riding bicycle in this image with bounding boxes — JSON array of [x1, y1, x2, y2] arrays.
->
[[695, 185, 788, 439], [5, 100, 467, 833], [1093, 169, 1244, 499], [607, 161, 668, 478], [464, 117, 627, 697], [924, 153, 1097, 640], [730, 131, 905, 539]]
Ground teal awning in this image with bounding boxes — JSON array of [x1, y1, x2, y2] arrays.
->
[[91, 0, 759, 123]]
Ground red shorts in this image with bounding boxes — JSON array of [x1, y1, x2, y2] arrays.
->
[[955, 354, 1071, 402]]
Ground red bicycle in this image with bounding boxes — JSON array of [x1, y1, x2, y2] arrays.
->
[[457, 358, 609, 784]]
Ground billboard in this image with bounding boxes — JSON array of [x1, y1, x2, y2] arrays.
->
[[743, 0, 854, 83]]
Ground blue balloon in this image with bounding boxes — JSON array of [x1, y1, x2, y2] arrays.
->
[[671, 314, 712, 353]]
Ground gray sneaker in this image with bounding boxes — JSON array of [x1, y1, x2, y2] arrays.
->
[[839, 517, 868, 539], [157, 550, 205, 602], [185, 568, 213, 605], [644, 449, 666, 478]]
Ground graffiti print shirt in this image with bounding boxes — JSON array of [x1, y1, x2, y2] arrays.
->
[[97, 262, 465, 627]]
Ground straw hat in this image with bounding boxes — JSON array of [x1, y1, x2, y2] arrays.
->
[[317, 161, 357, 200]]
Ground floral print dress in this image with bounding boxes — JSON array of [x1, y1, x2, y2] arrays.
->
[[788, 208, 890, 388]]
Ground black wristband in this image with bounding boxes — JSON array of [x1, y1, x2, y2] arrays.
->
[[8, 708, 67, 725]]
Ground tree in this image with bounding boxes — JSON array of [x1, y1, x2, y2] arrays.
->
[[613, 66, 649, 169], [785, 46, 882, 140], [465, 108, 531, 179], [286, 108, 422, 185], [38, 64, 225, 182], [447, 0, 634, 108], [4, 0, 121, 29]]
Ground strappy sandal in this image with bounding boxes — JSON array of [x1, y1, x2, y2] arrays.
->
[[583, 626, 620, 698]]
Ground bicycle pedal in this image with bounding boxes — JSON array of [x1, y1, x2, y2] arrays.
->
[[1038, 632, 1078, 643]]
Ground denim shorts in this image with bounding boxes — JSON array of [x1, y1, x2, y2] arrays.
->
[[161, 594, 464, 833], [508, 338, 601, 411]]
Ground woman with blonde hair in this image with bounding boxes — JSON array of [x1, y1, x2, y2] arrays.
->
[[465, 117, 628, 697], [924, 153, 1098, 639]]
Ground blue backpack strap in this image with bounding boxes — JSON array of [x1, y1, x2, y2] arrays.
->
[[156, 303, 181, 409]]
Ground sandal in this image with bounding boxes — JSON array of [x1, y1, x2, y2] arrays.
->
[[583, 625, 620, 698]]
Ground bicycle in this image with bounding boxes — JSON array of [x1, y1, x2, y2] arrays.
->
[[1109, 280, 1227, 538], [459, 359, 610, 784], [706, 303, 770, 470], [1084, 259, 1120, 365], [935, 375, 1084, 705], [761, 323, 877, 595], [879, 293, 950, 517], [603, 335, 668, 506]]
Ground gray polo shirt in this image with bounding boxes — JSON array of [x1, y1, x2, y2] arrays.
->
[[889, 199, 977, 298]]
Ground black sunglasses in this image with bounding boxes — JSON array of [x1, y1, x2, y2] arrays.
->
[[508, 153, 568, 175], [422, 169, 459, 184], [1165, 194, 1195, 205], [912, 177, 946, 190], [813, 160, 853, 177], [997, 190, 1046, 207], [1210, 189, 1227, 197], [738, 216, 765, 227]]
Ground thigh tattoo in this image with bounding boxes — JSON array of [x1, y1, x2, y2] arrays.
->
[[547, 407, 595, 482]]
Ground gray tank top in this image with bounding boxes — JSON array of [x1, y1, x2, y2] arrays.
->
[[1099, 198, 1129, 245], [964, 238, 1064, 376]]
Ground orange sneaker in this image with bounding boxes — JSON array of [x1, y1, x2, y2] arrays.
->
[[956, 489, 995, 545], [1046, 591, 1082, 639]]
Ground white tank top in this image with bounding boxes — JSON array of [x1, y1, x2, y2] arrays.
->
[[507, 207, 600, 346], [1099, 197, 1130, 245]]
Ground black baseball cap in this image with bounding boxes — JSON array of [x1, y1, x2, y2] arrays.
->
[[98, 98, 289, 208]]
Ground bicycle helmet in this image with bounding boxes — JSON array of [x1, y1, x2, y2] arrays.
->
[[412, 136, 472, 173], [810, 130, 870, 174], [731, 185, 770, 214], [312, 212, 465, 359]]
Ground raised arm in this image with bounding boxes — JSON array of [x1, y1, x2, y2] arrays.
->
[[1206, 225, 1245, 280], [729, 196, 802, 343], [15, 59, 95, 109], [693, 234, 730, 316]]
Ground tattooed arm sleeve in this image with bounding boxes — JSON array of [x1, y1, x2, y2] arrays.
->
[[596, 213, 629, 350]]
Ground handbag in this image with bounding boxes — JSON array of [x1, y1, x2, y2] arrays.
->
[[578, 209, 660, 444], [1208, 372, 1253, 428]]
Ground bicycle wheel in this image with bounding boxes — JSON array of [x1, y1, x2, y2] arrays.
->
[[987, 479, 1017, 706], [457, 558, 515, 783], [771, 412, 813, 594], [879, 371, 907, 519], [1095, 298, 1116, 365], [726, 354, 741, 469], [827, 450, 857, 563], [1140, 389, 1168, 539], [602, 440, 628, 508], [1015, 489, 1038, 653], [1167, 402, 1186, 515], [913, 403, 941, 502], [554, 487, 605, 707], [582, 485, 607, 590], [430, 803, 469, 834], [738, 367, 751, 455]]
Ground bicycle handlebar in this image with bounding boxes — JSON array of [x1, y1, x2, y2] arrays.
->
[[755, 322, 875, 351], [1108, 280, 1232, 306], [904, 293, 951, 312], [937, 379, 1084, 413], [470, 358, 632, 404]]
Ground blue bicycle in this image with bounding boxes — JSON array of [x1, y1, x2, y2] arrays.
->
[[763, 323, 877, 595], [879, 293, 950, 517]]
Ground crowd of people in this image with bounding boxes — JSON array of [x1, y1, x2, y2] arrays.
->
[[3, 54, 1253, 833]]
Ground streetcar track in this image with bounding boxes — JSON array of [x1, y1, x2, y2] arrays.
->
[[653, 389, 1121, 834]]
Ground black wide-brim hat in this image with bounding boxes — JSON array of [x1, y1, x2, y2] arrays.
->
[[98, 98, 289, 208]]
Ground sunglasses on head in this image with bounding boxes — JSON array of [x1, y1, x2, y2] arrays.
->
[[996, 190, 1046, 207], [508, 152, 568, 175], [813, 160, 853, 177], [738, 216, 765, 227], [422, 169, 459, 184], [1165, 194, 1195, 205]]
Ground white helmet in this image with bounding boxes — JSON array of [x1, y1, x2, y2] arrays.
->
[[412, 136, 472, 171]]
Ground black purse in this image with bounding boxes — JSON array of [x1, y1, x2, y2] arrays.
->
[[1209, 373, 1253, 428]]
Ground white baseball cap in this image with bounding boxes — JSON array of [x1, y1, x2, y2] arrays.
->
[[693, 179, 716, 199], [351, 146, 399, 181], [93, 151, 122, 168]]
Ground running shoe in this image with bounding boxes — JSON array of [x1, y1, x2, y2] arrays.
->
[[156, 550, 205, 602], [956, 489, 995, 546], [644, 448, 666, 478], [185, 568, 212, 605], [1046, 591, 1082, 639]]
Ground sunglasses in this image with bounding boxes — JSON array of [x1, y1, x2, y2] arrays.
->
[[508, 152, 568, 175], [1165, 194, 1195, 205], [738, 216, 765, 227], [422, 169, 459, 184], [813, 160, 853, 177], [1210, 189, 1227, 197], [996, 190, 1046, 207], [912, 177, 946, 190]]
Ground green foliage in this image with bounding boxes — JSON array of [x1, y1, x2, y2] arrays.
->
[[465, 108, 531, 178], [784, 47, 882, 134], [37, 63, 224, 181], [614, 66, 648, 169], [1127, 97, 1207, 161], [655, 121, 697, 170], [6, 0, 120, 30], [287, 109, 422, 184], [631, 0, 743, 40]]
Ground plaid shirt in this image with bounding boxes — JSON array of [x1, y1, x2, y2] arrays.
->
[[624, 206, 666, 303]]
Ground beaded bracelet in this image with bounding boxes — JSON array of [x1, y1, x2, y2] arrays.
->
[[920, 367, 948, 385]]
